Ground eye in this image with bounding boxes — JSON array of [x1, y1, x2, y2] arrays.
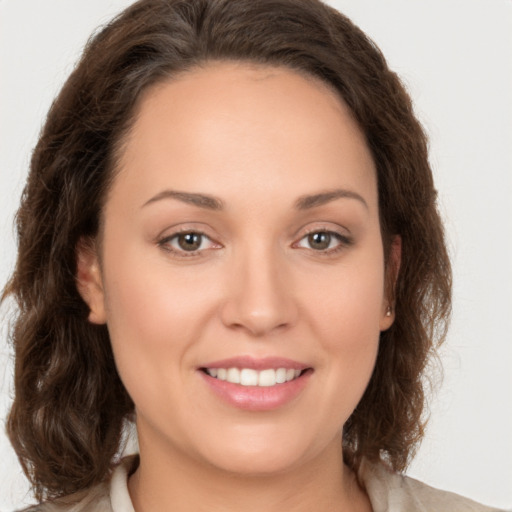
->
[[295, 230, 351, 253], [159, 231, 218, 255]]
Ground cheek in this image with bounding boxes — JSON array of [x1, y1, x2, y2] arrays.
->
[[313, 281, 381, 375], [101, 258, 216, 431], [99, 241, 201, 391], [99, 238, 233, 412], [300, 250, 384, 403], [304, 253, 385, 345], [102, 243, 214, 343]]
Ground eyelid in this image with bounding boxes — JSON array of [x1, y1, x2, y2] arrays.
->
[[292, 225, 354, 255], [155, 223, 353, 258], [295, 222, 352, 241], [157, 226, 223, 257]]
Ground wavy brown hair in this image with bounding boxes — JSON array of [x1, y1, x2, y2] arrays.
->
[[2, 0, 451, 502]]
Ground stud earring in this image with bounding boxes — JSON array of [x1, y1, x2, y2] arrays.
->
[[386, 305, 392, 317]]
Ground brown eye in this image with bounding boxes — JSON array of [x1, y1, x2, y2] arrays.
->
[[159, 231, 217, 255], [307, 232, 332, 250], [177, 232, 203, 251], [295, 229, 352, 254]]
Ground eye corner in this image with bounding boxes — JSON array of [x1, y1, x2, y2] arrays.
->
[[293, 228, 354, 256], [157, 229, 223, 258]]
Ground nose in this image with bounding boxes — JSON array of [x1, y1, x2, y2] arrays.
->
[[219, 244, 298, 337]]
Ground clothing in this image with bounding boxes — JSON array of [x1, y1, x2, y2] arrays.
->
[[21, 455, 504, 512]]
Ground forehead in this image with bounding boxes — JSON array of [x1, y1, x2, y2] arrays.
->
[[111, 61, 377, 213]]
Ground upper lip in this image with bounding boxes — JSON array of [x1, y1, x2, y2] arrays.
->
[[199, 356, 310, 371]]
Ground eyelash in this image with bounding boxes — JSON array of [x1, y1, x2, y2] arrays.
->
[[157, 228, 353, 258], [157, 228, 219, 258], [294, 228, 353, 257]]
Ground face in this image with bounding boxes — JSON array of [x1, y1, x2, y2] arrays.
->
[[78, 62, 396, 476]]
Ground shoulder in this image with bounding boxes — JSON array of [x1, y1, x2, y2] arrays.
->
[[16, 456, 138, 512], [15, 483, 112, 512], [359, 460, 505, 512]]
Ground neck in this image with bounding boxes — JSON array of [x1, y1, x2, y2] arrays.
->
[[128, 428, 371, 512]]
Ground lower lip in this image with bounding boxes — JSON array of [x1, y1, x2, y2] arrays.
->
[[199, 370, 312, 411]]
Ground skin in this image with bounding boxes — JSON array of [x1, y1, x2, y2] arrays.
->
[[78, 61, 398, 512]]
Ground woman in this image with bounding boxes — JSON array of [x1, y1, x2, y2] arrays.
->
[[1, 0, 505, 510]]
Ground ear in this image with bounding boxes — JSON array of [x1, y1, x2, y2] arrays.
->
[[380, 235, 402, 331], [76, 237, 107, 324]]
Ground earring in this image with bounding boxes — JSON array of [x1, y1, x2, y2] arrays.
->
[[385, 305, 392, 317]]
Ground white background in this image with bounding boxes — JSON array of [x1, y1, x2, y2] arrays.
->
[[1, 0, 511, 510]]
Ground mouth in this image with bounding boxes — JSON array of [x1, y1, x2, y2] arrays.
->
[[201, 367, 306, 387], [198, 357, 313, 410]]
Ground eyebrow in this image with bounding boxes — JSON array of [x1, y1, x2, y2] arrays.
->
[[294, 189, 368, 210], [142, 187, 368, 211], [142, 190, 224, 210]]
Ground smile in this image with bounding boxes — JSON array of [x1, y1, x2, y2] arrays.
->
[[199, 357, 312, 410], [204, 367, 303, 387]]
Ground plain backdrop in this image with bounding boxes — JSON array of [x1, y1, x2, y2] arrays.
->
[[1, 0, 511, 510]]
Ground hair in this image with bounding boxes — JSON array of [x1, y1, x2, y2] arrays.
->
[[2, 0, 451, 502]]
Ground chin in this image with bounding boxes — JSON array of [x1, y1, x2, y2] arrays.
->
[[207, 450, 305, 477], [195, 428, 321, 476]]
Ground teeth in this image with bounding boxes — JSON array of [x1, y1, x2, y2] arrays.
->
[[227, 367, 240, 384], [205, 367, 303, 386], [258, 369, 275, 387], [240, 368, 258, 386], [276, 368, 287, 384]]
